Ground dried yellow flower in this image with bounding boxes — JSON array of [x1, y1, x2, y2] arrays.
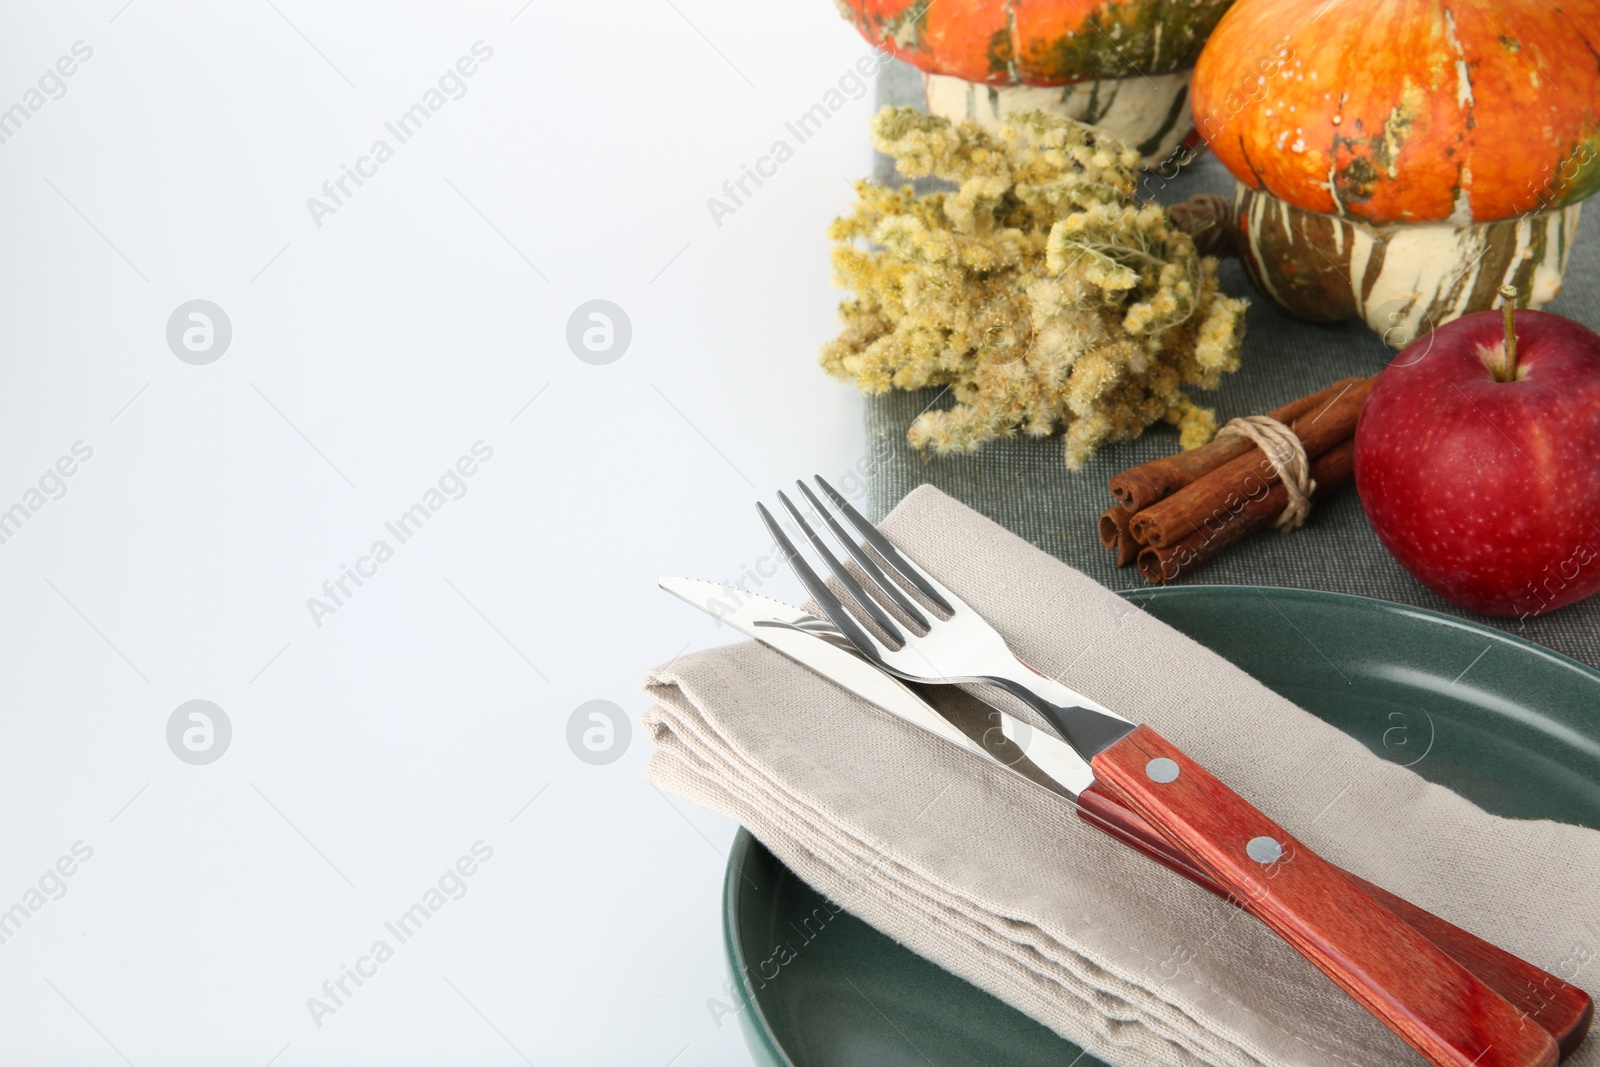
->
[[823, 107, 1249, 469]]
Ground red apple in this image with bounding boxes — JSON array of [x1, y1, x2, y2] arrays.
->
[[1355, 303, 1600, 619]]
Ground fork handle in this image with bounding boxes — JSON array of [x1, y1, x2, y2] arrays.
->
[[1075, 785, 1593, 1059], [1091, 725, 1559, 1067], [987, 659, 1139, 757]]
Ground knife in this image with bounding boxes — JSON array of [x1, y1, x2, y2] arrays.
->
[[661, 576, 1593, 1059]]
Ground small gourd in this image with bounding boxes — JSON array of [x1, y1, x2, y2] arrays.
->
[[837, 0, 1238, 165], [1191, 0, 1600, 345]]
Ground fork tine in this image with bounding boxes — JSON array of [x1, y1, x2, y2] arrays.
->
[[776, 490, 905, 644], [755, 502, 892, 662], [813, 476, 957, 615], [794, 479, 929, 630]]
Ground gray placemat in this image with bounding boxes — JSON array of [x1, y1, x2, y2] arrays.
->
[[861, 60, 1600, 668]]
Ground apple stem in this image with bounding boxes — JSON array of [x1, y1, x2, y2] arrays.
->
[[1495, 283, 1520, 383]]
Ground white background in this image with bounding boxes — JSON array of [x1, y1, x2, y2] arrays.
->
[[0, 1, 873, 1063]]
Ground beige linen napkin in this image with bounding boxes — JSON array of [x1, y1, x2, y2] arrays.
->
[[643, 486, 1600, 1067]]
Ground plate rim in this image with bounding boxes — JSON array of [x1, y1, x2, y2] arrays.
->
[[722, 834, 796, 1067], [1122, 583, 1600, 688]]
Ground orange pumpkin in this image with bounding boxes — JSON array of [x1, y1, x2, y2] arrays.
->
[[1189, 0, 1600, 346], [838, 0, 1237, 85], [1193, 0, 1600, 225]]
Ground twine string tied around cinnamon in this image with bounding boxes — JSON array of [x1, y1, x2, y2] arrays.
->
[[1214, 415, 1316, 532]]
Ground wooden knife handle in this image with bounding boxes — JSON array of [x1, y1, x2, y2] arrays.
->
[[1077, 786, 1593, 1059], [1090, 725, 1560, 1067], [1361, 882, 1594, 1062]]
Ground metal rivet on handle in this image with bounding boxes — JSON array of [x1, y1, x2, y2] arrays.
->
[[1247, 836, 1284, 864], [1145, 757, 1179, 783]]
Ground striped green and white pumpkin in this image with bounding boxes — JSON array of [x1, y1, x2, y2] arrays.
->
[[1233, 189, 1581, 348]]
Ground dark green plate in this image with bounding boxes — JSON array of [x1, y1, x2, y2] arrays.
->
[[721, 586, 1600, 1067]]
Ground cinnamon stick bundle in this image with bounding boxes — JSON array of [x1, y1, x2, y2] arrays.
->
[[1108, 377, 1363, 512], [1136, 440, 1355, 583], [1129, 376, 1373, 549], [1100, 376, 1373, 584]]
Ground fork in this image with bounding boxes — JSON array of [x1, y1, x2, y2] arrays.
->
[[758, 477, 1137, 757], [758, 476, 1560, 1067]]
